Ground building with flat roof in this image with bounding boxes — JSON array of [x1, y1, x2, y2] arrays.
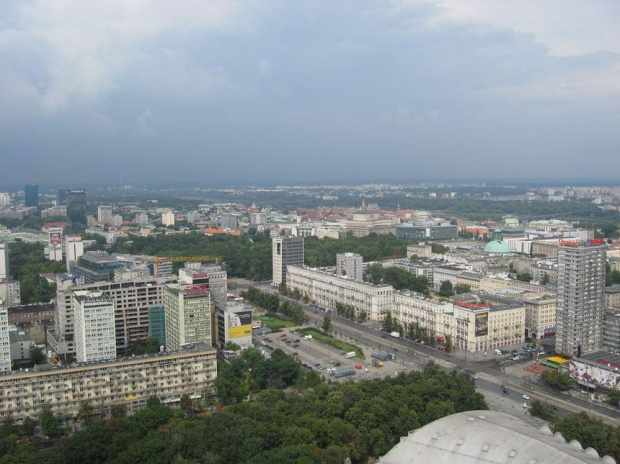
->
[[148, 306, 166, 347], [9, 327, 35, 362], [605, 285, 620, 311], [69, 251, 123, 283], [395, 222, 458, 241], [73, 291, 116, 363], [272, 236, 304, 286], [24, 184, 38, 207], [0, 279, 20, 307], [164, 283, 212, 351], [0, 242, 8, 280], [0, 299, 10, 372], [178, 264, 227, 299], [65, 189, 87, 231], [286, 265, 393, 321], [521, 293, 556, 340], [214, 300, 253, 349], [0, 343, 217, 421], [603, 310, 620, 354], [556, 240, 607, 357], [336, 252, 364, 281]]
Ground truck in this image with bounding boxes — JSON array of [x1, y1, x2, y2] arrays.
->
[[345, 352, 356, 359], [371, 358, 383, 368], [390, 331, 400, 338], [328, 368, 356, 378]]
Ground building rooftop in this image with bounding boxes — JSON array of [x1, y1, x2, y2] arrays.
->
[[9, 329, 34, 344], [80, 251, 119, 264], [380, 410, 615, 464], [605, 285, 620, 295]]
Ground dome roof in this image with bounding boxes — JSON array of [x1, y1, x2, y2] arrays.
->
[[484, 240, 511, 254]]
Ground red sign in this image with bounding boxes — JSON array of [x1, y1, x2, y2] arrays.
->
[[596, 358, 620, 369], [559, 239, 580, 247], [192, 272, 209, 278], [455, 300, 491, 309], [185, 284, 207, 295], [589, 239, 605, 245]]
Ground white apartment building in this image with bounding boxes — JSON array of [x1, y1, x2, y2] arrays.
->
[[162, 211, 175, 227], [0, 299, 10, 372], [480, 276, 548, 294], [432, 265, 466, 290], [336, 253, 364, 281], [0, 344, 217, 421], [0, 280, 21, 307], [0, 242, 8, 280], [65, 235, 84, 271], [272, 236, 304, 286], [286, 265, 393, 321], [522, 293, 556, 340], [164, 283, 212, 351], [73, 291, 116, 363], [97, 205, 113, 224], [49, 274, 170, 357], [178, 264, 227, 299], [392, 291, 525, 352]]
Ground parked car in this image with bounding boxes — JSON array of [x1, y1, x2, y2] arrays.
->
[[292, 344, 300, 348], [355, 364, 363, 369], [522, 394, 530, 400]]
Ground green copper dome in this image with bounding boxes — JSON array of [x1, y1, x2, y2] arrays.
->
[[484, 229, 511, 254]]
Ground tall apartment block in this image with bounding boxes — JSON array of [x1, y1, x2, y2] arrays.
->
[[555, 240, 607, 357], [336, 252, 364, 281], [97, 205, 114, 224], [178, 264, 227, 299], [73, 291, 116, 363], [164, 283, 212, 351], [272, 236, 304, 286], [0, 242, 8, 280], [0, 298, 10, 372], [24, 184, 38, 207]]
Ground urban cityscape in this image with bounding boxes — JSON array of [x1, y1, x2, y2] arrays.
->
[[1, 1, 619, 463]]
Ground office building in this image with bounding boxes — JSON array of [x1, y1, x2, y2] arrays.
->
[[98, 205, 113, 224], [286, 265, 393, 321], [9, 327, 36, 362], [395, 222, 458, 241], [49, 274, 169, 357], [0, 343, 217, 421], [69, 251, 123, 283], [0, 242, 8, 280], [164, 283, 212, 351], [65, 235, 84, 271], [0, 299, 10, 372], [522, 293, 556, 340], [73, 291, 116, 363], [272, 236, 304, 286], [148, 306, 166, 347], [555, 240, 607, 357], [162, 211, 175, 227], [603, 310, 620, 353], [0, 193, 10, 207], [24, 184, 38, 207], [0, 280, 21, 307], [178, 264, 227, 299], [336, 253, 364, 281], [65, 189, 87, 230], [214, 300, 253, 349]]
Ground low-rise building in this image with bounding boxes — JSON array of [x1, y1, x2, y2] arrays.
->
[[480, 275, 549, 294], [605, 285, 620, 311], [0, 343, 217, 421], [603, 309, 620, 354], [9, 328, 35, 362], [406, 243, 432, 259], [336, 253, 364, 281], [520, 293, 556, 340], [286, 265, 393, 321]]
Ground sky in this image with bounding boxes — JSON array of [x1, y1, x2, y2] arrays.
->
[[1, 0, 619, 187]]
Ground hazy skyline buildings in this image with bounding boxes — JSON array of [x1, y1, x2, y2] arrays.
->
[[0, 1, 619, 186]]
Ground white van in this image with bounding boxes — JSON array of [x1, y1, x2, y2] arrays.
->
[[303, 335, 313, 340], [345, 352, 356, 359]]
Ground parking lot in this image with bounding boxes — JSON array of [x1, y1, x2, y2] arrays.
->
[[255, 328, 411, 382]]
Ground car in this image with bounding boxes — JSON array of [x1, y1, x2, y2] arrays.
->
[[355, 364, 362, 369], [285, 340, 292, 344], [294, 339, 300, 343], [522, 395, 530, 400], [292, 344, 300, 348], [333, 362, 341, 367], [502, 388, 509, 394], [264, 338, 272, 343], [472, 375, 479, 380], [292, 352, 298, 356], [314, 363, 321, 367], [280, 334, 287, 338]]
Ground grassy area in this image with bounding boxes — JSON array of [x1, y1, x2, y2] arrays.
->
[[298, 328, 365, 360], [259, 314, 299, 331]]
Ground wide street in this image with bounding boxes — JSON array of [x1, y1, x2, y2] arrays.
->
[[231, 279, 620, 426]]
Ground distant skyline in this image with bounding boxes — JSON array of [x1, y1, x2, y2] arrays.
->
[[1, 1, 619, 186]]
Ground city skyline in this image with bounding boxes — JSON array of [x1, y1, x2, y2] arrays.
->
[[1, 1, 619, 185]]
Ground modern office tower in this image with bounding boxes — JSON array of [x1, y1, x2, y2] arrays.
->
[[272, 236, 304, 286], [57, 188, 67, 204], [24, 184, 38, 207], [0, 299, 10, 372], [148, 306, 166, 347], [65, 189, 87, 230], [336, 252, 364, 281], [162, 211, 175, 227], [164, 283, 212, 351], [178, 264, 227, 299], [65, 235, 84, 271], [73, 290, 116, 363], [69, 251, 123, 283], [98, 205, 113, 224], [555, 240, 607, 357], [0, 242, 8, 280]]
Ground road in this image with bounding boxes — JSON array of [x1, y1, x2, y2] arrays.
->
[[232, 281, 620, 426]]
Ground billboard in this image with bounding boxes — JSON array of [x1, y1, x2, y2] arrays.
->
[[228, 310, 252, 339], [475, 312, 489, 337], [569, 361, 620, 390], [49, 229, 62, 248]]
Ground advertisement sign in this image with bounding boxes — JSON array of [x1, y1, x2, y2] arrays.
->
[[49, 230, 62, 248], [475, 312, 489, 337], [228, 311, 252, 339], [185, 284, 208, 296], [569, 361, 620, 390]]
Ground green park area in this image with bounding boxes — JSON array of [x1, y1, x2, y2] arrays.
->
[[259, 314, 298, 331], [298, 328, 365, 359]]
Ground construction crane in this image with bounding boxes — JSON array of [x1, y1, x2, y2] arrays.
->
[[138, 256, 221, 277]]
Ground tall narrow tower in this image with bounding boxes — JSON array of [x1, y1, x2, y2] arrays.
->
[[555, 239, 607, 357], [272, 236, 304, 286]]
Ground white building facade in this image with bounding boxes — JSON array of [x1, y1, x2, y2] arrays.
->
[[73, 291, 116, 363], [164, 283, 212, 351]]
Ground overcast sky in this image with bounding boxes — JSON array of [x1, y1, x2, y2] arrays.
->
[[1, 0, 619, 187]]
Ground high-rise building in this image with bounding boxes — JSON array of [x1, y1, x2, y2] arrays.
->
[[178, 264, 227, 299], [65, 235, 84, 271], [24, 184, 38, 207], [555, 240, 607, 357], [162, 211, 175, 227], [98, 205, 113, 224], [65, 189, 87, 231], [69, 251, 123, 283], [214, 300, 253, 349], [0, 298, 10, 372], [148, 306, 166, 347], [336, 252, 364, 281], [0, 242, 8, 280], [164, 283, 212, 351], [272, 236, 304, 286], [73, 290, 116, 363]]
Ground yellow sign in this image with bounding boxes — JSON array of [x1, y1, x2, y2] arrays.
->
[[229, 324, 252, 339]]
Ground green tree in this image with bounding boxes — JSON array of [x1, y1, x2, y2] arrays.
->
[[39, 407, 59, 437], [225, 342, 242, 351], [438, 280, 453, 297], [516, 272, 532, 283], [110, 403, 127, 419], [607, 388, 620, 406], [431, 243, 447, 254], [322, 315, 332, 333], [541, 273, 550, 285], [30, 346, 46, 365], [541, 370, 576, 391], [529, 400, 556, 421], [78, 400, 95, 423], [454, 284, 471, 295], [21, 417, 36, 437]]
